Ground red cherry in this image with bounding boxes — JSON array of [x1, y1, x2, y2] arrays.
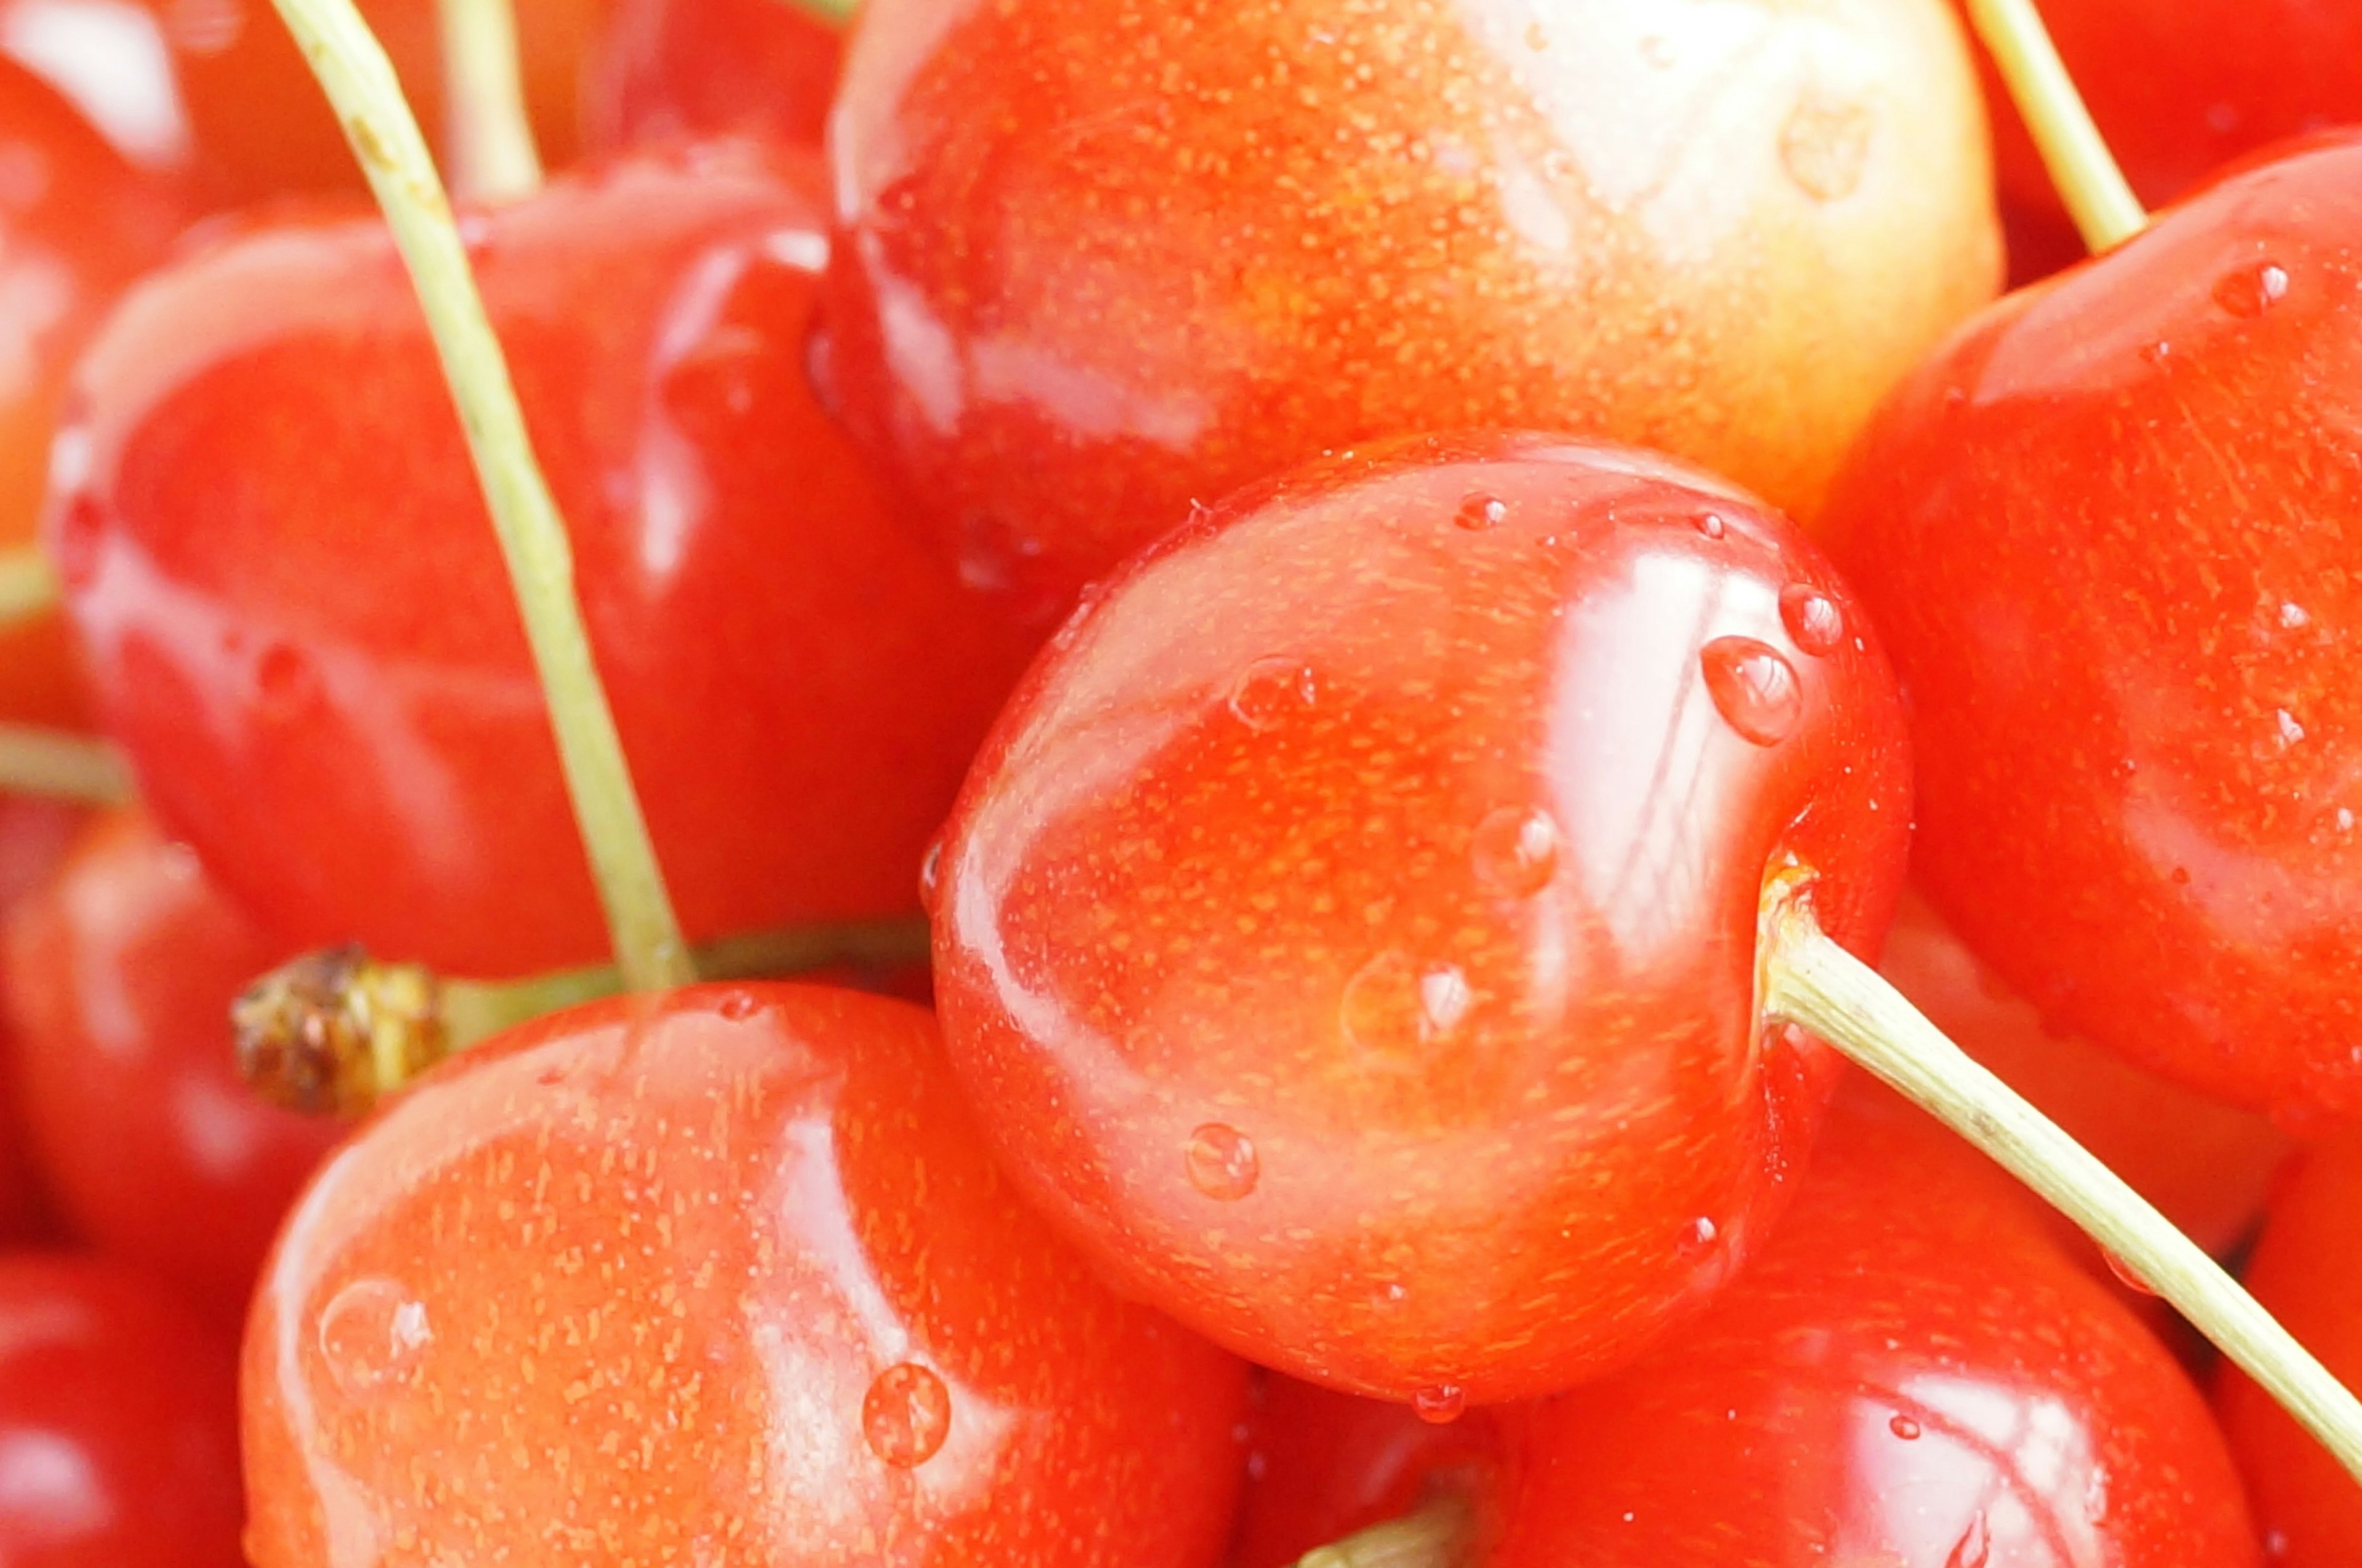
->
[[585, 0, 842, 153], [824, 0, 2000, 621], [242, 984, 1249, 1564], [931, 432, 1911, 1402], [1484, 1083, 2261, 1564], [2, 809, 343, 1323], [1879, 888, 2288, 1257], [53, 142, 1028, 977], [2221, 1131, 2362, 1564], [1821, 131, 2362, 1116], [0, 1254, 244, 1567]]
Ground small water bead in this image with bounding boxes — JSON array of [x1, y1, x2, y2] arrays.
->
[[1693, 511, 1727, 541], [1411, 1384, 1466, 1425], [862, 1362, 952, 1468], [1945, 1512, 1991, 1568], [1471, 805, 1560, 896], [718, 992, 762, 1022], [2101, 1248, 2159, 1298], [1228, 658, 1320, 732], [253, 642, 320, 723], [1889, 1414, 1922, 1441], [1185, 1123, 1260, 1201], [1777, 584, 1845, 657], [1700, 636, 1803, 746], [2214, 260, 2291, 319], [1454, 493, 1507, 531], [918, 838, 945, 909], [317, 1277, 432, 1400], [2277, 709, 2307, 748], [1340, 952, 1473, 1056]]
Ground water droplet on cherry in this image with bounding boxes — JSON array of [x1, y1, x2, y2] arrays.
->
[[1340, 952, 1473, 1055], [1412, 1384, 1466, 1424], [1701, 636, 1803, 746], [2101, 1248, 2159, 1297], [1454, 494, 1507, 531], [253, 642, 320, 723], [1185, 1123, 1259, 1201], [1228, 658, 1319, 732], [918, 838, 945, 910], [1778, 585, 1845, 657], [1679, 1216, 1720, 1253], [317, 1277, 432, 1399], [1471, 805, 1559, 896], [862, 1363, 952, 1468], [1693, 511, 1726, 540], [1890, 1414, 1922, 1441], [717, 992, 761, 1022], [2214, 260, 2291, 318], [1946, 1511, 1991, 1568]]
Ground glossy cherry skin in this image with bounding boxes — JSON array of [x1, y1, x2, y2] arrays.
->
[[2219, 1130, 2362, 1564], [585, 0, 841, 153], [825, 0, 2000, 623], [242, 984, 1249, 1566], [1487, 1082, 2260, 1567], [1879, 888, 2288, 1258], [1231, 1377, 1503, 1568], [0, 1254, 244, 1567], [0, 797, 84, 1242], [2, 809, 344, 1323], [932, 432, 1912, 1403], [54, 143, 1028, 978], [1822, 132, 2362, 1118]]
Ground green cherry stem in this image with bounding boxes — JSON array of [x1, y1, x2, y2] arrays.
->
[[436, 0, 543, 202], [1296, 1495, 1469, 1568], [774, 0, 856, 28], [1760, 875, 2362, 1484], [0, 545, 59, 629], [1963, 0, 2146, 250], [0, 724, 133, 805], [268, 0, 693, 992]]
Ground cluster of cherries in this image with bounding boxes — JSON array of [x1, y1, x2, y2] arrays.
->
[[0, 0, 2360, 1562]]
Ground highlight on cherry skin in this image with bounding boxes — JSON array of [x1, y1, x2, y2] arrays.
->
[[240, 984, 1249, 1567], [930, 429, 1913, 1404]]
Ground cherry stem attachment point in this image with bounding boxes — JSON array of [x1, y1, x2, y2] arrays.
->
[[0, 546, 59, 629], [0, 724, 133, 806], [234, 915, 932, 1115], [436, 0, 543, 202], [266, 0, 693, 992], [1963, 0, 2145, 252], [1760, 874, 2362, 1484], [773, 0, 856, 28], [1296, 1495, 1470, 1568]]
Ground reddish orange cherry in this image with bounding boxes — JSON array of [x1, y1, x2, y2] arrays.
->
[[931, 431, 1910, 1403], [242, 984, 1249, 1566], [586, 0, 841, 152]]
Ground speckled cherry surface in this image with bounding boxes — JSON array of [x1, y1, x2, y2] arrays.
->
[[1878, 888, 2288, 1257], [1485, 1084, 2262, 1567], [932, 432, 1912, 1403], [825, 0, 2000, 622], [0, 1254, 245, 1568], [587, 0, 841, 153], [242, 984, 1249, 1566], [1823, 132, 2362, 1117], [53, 142, 1028, 977], [3, 809, 343, 1323], [2219, 1130, 2362, 1566]]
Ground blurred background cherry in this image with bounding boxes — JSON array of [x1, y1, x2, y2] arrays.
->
[[584, 0, 839, 153]]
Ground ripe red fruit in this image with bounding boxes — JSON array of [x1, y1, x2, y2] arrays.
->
[[586, 0, 842, 153], [0, 1254, 244, 1567], [1484, 1084, 2261, 1564], [931, 431, 1911, 1403], [2, 809, 343, 1322], [52, 142, 1027, 977], [242, 984, 1249, 1566], [1821, 131, 2362, 1116], [824, 0, 2001, 621]]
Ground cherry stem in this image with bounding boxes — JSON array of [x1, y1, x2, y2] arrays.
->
[[0, 545, 58, 629], [235, 915, 931, 1115], [1962, 0, 2145, 251], [1296, 1495, 1469, 1568], [776, 0, 856, 28], [0, 725, 132, 805], [436, 0, 542, 202], [266, 0, 693, 992], [1760, 877, 2362, 1484]]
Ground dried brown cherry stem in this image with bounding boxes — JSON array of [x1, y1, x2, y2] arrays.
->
[[1760, 871, 2362, 1483], [437, 0, 543, 202], [268, 0, 693, 990], [0, 545, 58, 629], [1963, 0, 2145, 250], [235, 915, 932, 1114], [0, 723, 133, 805], [1296, 1495, 1470, 1568]]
